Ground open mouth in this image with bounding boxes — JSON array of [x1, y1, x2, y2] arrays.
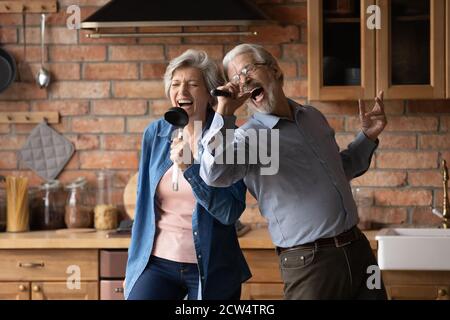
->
[[251, 87, 264, 103], [177, 99, 193, 109]]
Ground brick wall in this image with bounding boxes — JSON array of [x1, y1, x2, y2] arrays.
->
[[0, 0, 448, 227]]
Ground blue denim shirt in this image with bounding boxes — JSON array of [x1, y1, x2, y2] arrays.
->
[[125, 109, 251, 300]]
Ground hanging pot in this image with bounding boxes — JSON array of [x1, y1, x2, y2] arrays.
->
[[0, 47, 17, 94]]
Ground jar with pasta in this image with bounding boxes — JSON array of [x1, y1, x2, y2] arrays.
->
[[94, 170, 118, 230]]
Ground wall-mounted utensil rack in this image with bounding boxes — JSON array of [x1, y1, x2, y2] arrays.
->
[[0, 111, 59, 124], [0, 0, 57, 13]]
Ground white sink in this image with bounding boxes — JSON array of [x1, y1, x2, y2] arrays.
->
[[376, 228, 450, 271]]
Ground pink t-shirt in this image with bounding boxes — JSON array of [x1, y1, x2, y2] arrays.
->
[[151, 166, 197, 264]]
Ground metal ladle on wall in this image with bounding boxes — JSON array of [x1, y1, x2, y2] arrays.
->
[[36, 14, 50, 89]]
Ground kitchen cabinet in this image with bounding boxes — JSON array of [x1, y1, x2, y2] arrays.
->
[[0, 249, 99, 300], [447, 0, 450, 98], [382, 271, 450, 300], [308, 0, 446, 101]]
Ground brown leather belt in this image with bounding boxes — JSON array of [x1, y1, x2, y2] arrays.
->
[[276, 226, 360, 255]]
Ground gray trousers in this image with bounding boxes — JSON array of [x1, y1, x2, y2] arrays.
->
[[278, 229, 388, 300]]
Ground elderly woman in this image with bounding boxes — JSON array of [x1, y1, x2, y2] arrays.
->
[[124, 49, 251, 300]]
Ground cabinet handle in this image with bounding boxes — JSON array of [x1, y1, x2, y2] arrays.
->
[[32, 285, 40, 292], [18, 284, 27, 292], [437, 289, 450, 300], [18, 262, 45, 268], [114, 288, 124, 293]]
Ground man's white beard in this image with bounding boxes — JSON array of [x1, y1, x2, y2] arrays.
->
[[246, 82, 276, 114]]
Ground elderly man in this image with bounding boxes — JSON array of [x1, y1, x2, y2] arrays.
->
[[199, 43, 388, 300]]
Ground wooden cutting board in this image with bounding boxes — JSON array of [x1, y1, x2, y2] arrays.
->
[[123, 172, 138, 220]]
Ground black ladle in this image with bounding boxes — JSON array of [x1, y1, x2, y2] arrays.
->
[[164, 107, 189, 191]]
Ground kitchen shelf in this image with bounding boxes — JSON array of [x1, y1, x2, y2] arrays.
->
[[0, 0, 57, 13]]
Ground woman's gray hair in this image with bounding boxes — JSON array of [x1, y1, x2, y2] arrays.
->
[[164, 49, 224, 106], [223, 43, 284, 85]]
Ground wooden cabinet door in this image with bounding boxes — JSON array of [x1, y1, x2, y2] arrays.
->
[[31, 282, 98, 300], [387, 285, 450, 300], [447, 0, 450, 98], [241, 283, 284, 300], [377, 0, 446, 99], [0, 282, 30, 300], [308, 0, 376, 101]]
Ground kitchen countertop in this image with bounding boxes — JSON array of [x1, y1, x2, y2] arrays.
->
[[0, 227, 378, 250]]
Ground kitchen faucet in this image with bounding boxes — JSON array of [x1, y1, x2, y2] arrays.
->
[[432, 160, 449, 229]]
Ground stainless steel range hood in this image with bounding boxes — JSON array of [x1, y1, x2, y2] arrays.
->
[[81, 0, 271, 38]]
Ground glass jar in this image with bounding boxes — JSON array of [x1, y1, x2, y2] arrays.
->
[[94, 170, 118, 231], [65, 177, 93, 229], [30, 180, 66, 230], [0, 189, 5, 232]]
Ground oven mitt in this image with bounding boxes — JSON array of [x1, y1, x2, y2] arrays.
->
[[18, 121, 75, 181]]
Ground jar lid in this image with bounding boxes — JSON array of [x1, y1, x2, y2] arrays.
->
[[65, 177, 87, 189], [40, 180, 61, 190]]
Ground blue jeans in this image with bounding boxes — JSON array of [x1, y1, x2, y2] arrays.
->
[[128, 256, 200, 300]]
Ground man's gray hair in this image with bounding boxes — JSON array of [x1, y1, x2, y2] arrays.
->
[[164, 49, 224, 106], [223, 44, 284, 85]]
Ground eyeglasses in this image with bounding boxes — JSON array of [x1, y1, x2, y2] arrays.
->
[[230, 62, 267, 85]]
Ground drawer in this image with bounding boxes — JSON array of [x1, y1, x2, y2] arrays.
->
[[100, 280, 125, 300], [241, 283, 284, 300], [0, 250, 98, 281], [100, 250, 128, 278], [243, 249, 282, 283]]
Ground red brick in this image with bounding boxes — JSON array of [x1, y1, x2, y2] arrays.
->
[[59, 0, 110, 5], [0, 125, 10, 133], [26, 10, 72, 26], [167, 45, 223, 60], [282, 43, 307, 60], [375, 189, 432, 206], [411, 207, 444, 226], [0, 13, 22, 25], [113, 81, 165, 99], [440, 152, 450, 164], [314, 102, 359, 116], [378, 134, 417, 150], [20, 27, 77, 44], [80, 151, 139, 169], [244, 25, 299, 44], [83, 63, 139, 80], [352, 171, 407, 187], [278, 61, 297, 78], [299, 61, 307, 78], [50, 46, 107, 62], [359, 207, 408, 225], [109, 45, 165, 61], [72, 117, 125, 133], [2, 45, 48, 62], [0, 101, 29, 111], [64, 153, 80, 169], [141, 63, 168, 80], [419, 135, 450, 149], [18, 63, 80, 82], [150, 100, 171, 116], [0, 28, 17, 43], [283, 79, 307, 98], [103, 135, 142, 150], [14, 119, 70, 134], [127, 118, 158, 133], [0, 136, 27, 150], [137, 27, 182, 45], [0, 83, 47, 100], [183, 26, 240, 44], [261, 5, 307, 24], [50, 81, 110, 99], [0, 152, 17, 169], [439, 116, 450, 132], [57, 170, 97, 186], [408, 170, 442, 187], [31, 100, 89, 116], [408, 100, 450, 113], [376, 152, 438, 169], [67, 135, 100, 150], [92, 100, 147, 115], [346, 116, 438, 132], [325, 117, 345, 132]]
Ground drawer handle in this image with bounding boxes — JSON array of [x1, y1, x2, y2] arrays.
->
[[18, 262, 45, 268], [32, 285, 40, 292], [114, 288, 124, 293], [437, 289, 450, 300], [18, 284, 27, 292]]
